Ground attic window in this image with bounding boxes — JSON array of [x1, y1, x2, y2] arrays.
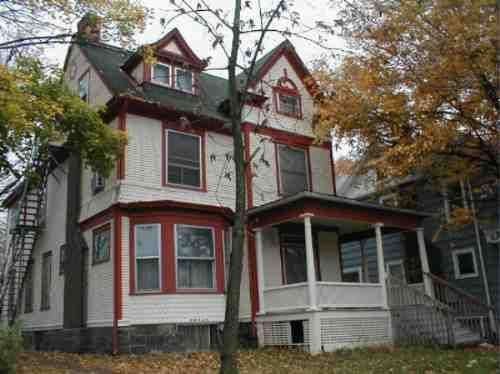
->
[[175, 68, 194, 93], [274, 75, 302, 118], [152, 63, 171, 86]]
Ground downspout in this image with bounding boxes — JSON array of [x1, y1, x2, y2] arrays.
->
[[467, 180, 495, 330]]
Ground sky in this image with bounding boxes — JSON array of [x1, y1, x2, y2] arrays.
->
[[45, 0, 346, 79]]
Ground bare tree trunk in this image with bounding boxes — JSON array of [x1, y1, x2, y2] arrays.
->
[[220, 1, 245, 373]]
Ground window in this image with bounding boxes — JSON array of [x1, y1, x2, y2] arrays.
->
[[41, 251, 52, 310], [386, 260, 406, 283], [152, 63, 171, 86], [24, 261, 34, 313], [175, 68, 193, 93], [135, 224, 161, 292], [343, 267, 362, 283], [91, 171, 105, 194], [93, 225, 111, 264], [277, 92, 300, 117], [280, 232, 320, 285], [166, 130, 202, 188], [59, 244, 67, 275], [452, 248, 478, 279], [78, 71, 90, 102], [278, 145, 309, 195], [176, 225, 215, 289]]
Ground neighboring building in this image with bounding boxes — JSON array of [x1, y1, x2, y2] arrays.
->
[[1, 15, 494, 354]]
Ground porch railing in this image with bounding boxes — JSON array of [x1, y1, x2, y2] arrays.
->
[[263, 283, 309, 312]]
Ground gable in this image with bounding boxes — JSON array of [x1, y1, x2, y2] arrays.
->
[[161, 40, 183, 56]]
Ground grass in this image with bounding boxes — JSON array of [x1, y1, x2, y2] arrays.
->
[[16, 346, 499, 373]]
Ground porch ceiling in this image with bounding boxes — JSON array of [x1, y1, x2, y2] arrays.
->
[[247, 191, 430, 231]]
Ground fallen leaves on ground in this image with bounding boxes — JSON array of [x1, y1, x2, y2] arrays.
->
[[17, 346, 499, 373]]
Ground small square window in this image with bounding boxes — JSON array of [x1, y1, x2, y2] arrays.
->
[[452, 248, 478, 279], [93, 225, 111, 265], [278, 93, 300, 117], [152, 63, 171, 86], [78, 71, 90, 102], [176, 68, 193, 93]]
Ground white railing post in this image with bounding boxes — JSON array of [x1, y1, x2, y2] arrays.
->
[[416, 227, 434, 298], [302, 213, 318, 311], [254, 228, 266, 314], [374, 223, 388, 309]]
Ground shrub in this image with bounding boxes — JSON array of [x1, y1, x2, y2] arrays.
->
[[0, 322, 23, 374]]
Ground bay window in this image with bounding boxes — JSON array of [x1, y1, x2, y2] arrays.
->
[[176, 225, 215, 289], [278, 145, 309, 195], [166, 130, 202, 188], [135, 224, 161, 292]]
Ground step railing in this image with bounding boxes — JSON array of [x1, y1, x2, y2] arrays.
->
[[424, 272, 497, 343]]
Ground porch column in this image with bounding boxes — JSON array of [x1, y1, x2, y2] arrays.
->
[[302, 213, 318, 310], [374, 223, 388, 309], [254, 228, 266, 314], [416, 227, 433, 297]]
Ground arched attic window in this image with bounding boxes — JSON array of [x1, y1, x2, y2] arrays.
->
[[273, 69, 302, 119]]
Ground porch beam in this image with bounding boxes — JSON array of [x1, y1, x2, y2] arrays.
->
[[302, 213, 319, 311], [416, 227, 433, 297], [254, 228, 266, 314], [374, 223, 388, 309]]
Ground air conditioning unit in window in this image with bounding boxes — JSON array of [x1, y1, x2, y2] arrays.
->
[[92, 173, 105, 194]]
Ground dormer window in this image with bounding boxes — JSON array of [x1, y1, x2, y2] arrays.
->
[[277, 92, 300, 117], [152, 63, 171, 86], [273, 72, 302, 118], [175, 68, 194, 93]]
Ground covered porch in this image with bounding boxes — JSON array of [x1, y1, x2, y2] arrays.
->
[[247, 192, 431, 353]]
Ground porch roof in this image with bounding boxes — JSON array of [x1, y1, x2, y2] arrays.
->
[[247, 191, 430, 231]]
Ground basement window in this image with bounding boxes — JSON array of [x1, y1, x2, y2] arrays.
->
[[452, 248, 478, 279]]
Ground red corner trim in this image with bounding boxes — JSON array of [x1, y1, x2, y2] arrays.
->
[[113, 208, 123, 320]]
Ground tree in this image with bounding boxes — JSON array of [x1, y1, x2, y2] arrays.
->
[[161, 1, 336, 372]]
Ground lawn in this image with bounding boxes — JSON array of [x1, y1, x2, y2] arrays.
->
[[16, 346, 499, 373]]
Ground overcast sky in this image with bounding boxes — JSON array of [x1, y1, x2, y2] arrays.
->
[[46, 0, 346, 78]]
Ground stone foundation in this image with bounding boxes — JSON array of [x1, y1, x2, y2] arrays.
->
[[22, 323, 256, 354]]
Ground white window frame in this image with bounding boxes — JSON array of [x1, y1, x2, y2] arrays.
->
[[379, 192, 399, 207], [134, 223, 162, 292], [152, 62, 172, 87], [386, 259, 406, 283], [452, 247, 478, 279], [165, 129, 203, 189], [342, 266, 362, 283], [277, 144, 310, 195], [174, 224, 216, 290], [174, 67, 195, 94]]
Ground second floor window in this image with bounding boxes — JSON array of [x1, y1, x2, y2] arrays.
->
[[175, 68, 193, 93], [135, 224, 161, 292], [166, 130, 202, 188], [152, 63, 171, 86], [41, 251, 52, 310], [278, 145, 309, 195]]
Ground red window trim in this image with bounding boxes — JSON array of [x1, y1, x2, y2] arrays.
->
[[274, 142, 313, 196], [129, 214, 226, 296], [273, 86, 303, 120], [162, 121, 207, 192]]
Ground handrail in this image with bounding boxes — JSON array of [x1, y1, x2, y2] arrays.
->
[[424, 272, 495, 312]]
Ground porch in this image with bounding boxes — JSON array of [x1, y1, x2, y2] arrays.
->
[[247, 192, 432, 353]]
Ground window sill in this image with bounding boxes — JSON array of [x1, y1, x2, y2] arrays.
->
[[455, 273, 478, 280], [175, 288, 220, 294], [164, 182, 206, 192], [130, 290, 223, 296], [276, 110, 302, 120], [130, 291, 164, 296]]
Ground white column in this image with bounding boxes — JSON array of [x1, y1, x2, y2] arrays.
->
[[303, 213, 318, 311], [309, 312, 322, 354], [374, 223, 388, 309], [416, 227, 433, 297], [254, 228, 266, 314]]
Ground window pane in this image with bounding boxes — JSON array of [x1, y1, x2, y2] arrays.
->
[[136, 224, 160, 257], [153, 64, 170, 85], [176, 226, 214, 258], [167, 131, 201, 187], [178, 259, 213, 288], [279, 147, 308, 194], [282, 234, 307, 284], [458, 252, 475, 275], [281, 172, 308, 195], [176, 69, 193, 92], [137, 258, 160, 290], [279, 93, 299, 116]]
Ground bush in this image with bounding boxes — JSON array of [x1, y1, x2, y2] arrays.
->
[[0, 322, 23, 374]]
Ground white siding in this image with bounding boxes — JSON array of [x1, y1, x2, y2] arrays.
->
[[318, 232, 341, 282], [120, 216, 226, 325], [82, 221, 114, 327], [20, 164, 68, 330], [250, 133, 279, 207]]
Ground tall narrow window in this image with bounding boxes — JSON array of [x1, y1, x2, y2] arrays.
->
[[166, 130, 202, 188], [41, 251, 52, 310], [278, 145, 309, 195], [135, 224, 161, 292], [24, 260, 34, 313], [78, 71, 90, 102], [176, 225, 215, 289], [175, 68, 193, 93], [93, 224, 111, 264], [152, 63, 171, 86]]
